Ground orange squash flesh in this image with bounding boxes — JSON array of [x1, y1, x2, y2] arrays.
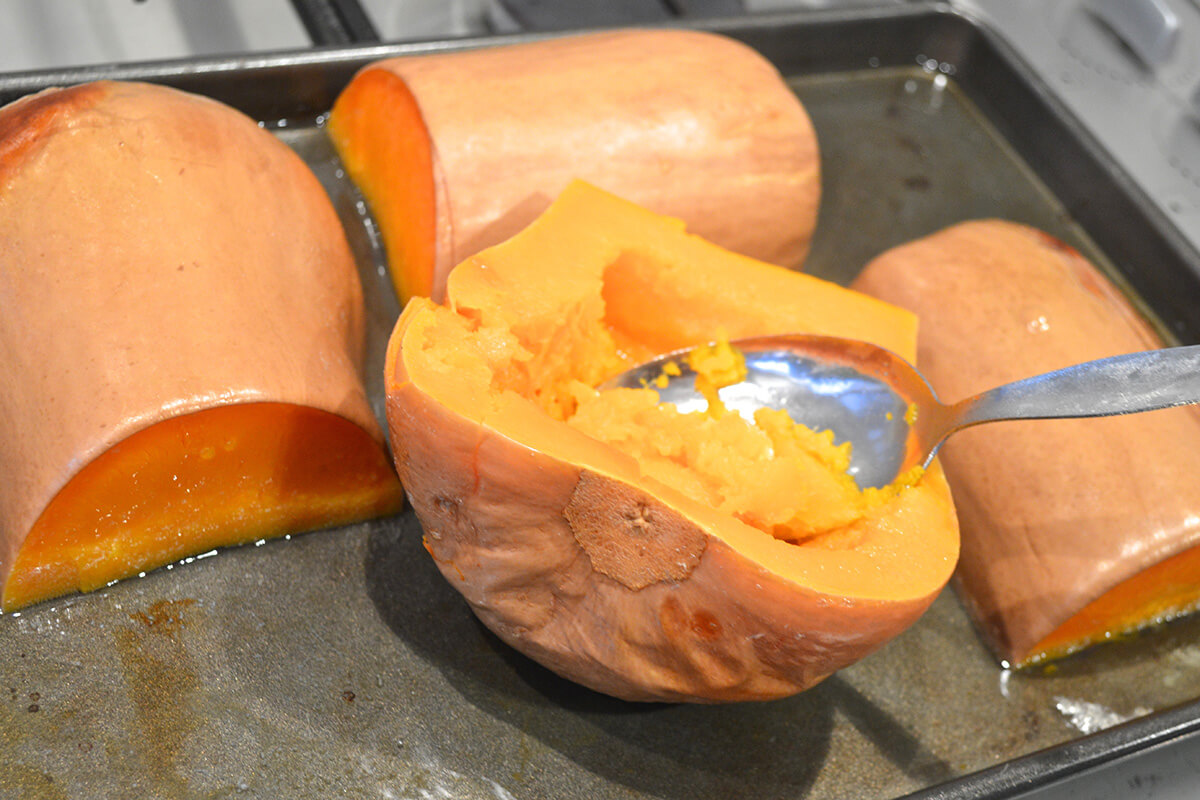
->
[[385, 181, 959, 701], [329, 28, 821, 304], [5, 403, 403, 610], [1031, 545, 1200, 663], [853, 220, 1200, 666], [328, 68, 437, 301], [0, 81, 403, 610]]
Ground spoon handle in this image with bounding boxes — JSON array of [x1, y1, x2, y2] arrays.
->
[[952, 344, 1200, 431]]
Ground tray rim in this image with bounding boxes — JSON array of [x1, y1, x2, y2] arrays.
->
[[2, 1, 1194, 345], [3, 4, 1199, 798]]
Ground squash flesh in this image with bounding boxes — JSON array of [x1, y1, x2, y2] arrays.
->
[[400, 181, 958, 604], [566, 389, 869, 541], [4, 402, 403, 610], [328, 67, 437, 301], [1029, 546, 1200, 664]]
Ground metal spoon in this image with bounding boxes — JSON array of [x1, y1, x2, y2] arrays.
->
[[604, 335, 1200, 490]]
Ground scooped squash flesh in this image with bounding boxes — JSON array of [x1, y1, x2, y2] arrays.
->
[[328, 28, 820, 303], [0, 81, 403, 611], [385, 181, 959, 701]]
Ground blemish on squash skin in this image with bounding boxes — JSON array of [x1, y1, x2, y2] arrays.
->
[[431, 494, 461, 525], [470, 437, 484, 496], [564, 471, 706, 590], [1031, 230, 1081, 259], [0, 84, 109, 185], [690, 610, 722, 641], [423, 535, 465, 581], [658, 596, 722, 642]]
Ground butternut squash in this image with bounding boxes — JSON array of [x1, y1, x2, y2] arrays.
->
[[328, 28, 820, 303], [385, 181, 959, 701], [0, 81, 403, 611], [853, 220, 1200, 666]]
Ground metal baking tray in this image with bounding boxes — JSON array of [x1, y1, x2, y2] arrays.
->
[[4, 4, 1200, 798]]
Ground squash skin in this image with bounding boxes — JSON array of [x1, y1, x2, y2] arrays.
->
[[387, 307, 956, 702], [329, 28, 820, 303], [0, 81, 402, 607], [384, 183, 960, 702], [853, 220, 1200, 666]]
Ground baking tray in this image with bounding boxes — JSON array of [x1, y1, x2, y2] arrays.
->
[[4, 4, 1200, 799]]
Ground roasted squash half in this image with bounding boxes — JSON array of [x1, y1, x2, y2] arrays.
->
[[0, 81, 403, 610], [329, 28, 820, 303], [855, 220, 1200, 666], [385, 182, 959, 701]]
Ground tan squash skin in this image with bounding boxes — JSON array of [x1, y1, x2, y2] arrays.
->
[[0, 81, 399, 605], [853, 220, 1200, 666], [386, 308, 957, 702], [329, 28, 820, 302], [383, 182, 959, 702]]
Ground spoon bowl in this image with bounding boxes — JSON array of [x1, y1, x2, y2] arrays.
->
[[604, 334, 1200, 489]]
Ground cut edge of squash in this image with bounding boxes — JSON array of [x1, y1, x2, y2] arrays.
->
[[1020, 542, 1200, 667], [328, 67, 436, 303], [2, 401, 404, 611]]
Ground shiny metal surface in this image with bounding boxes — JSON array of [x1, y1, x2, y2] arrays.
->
[[610, 337, 1200, 489], [606, 336, 915, 489], [950, 345, 1200, 424]]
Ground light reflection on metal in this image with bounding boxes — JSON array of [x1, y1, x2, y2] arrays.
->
[[636, 346, 910, 488]]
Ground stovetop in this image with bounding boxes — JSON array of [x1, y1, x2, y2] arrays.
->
[[360, 0, 1200, 270], [5, 0, 1197, 270], [955, 0, 1200, 278]]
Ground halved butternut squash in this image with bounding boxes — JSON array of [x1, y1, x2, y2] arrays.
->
[[328, 28, 820, 303], [854, 220, 1200, 666], [385, 181, 959, 701], [0, 81, 403, 610]]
